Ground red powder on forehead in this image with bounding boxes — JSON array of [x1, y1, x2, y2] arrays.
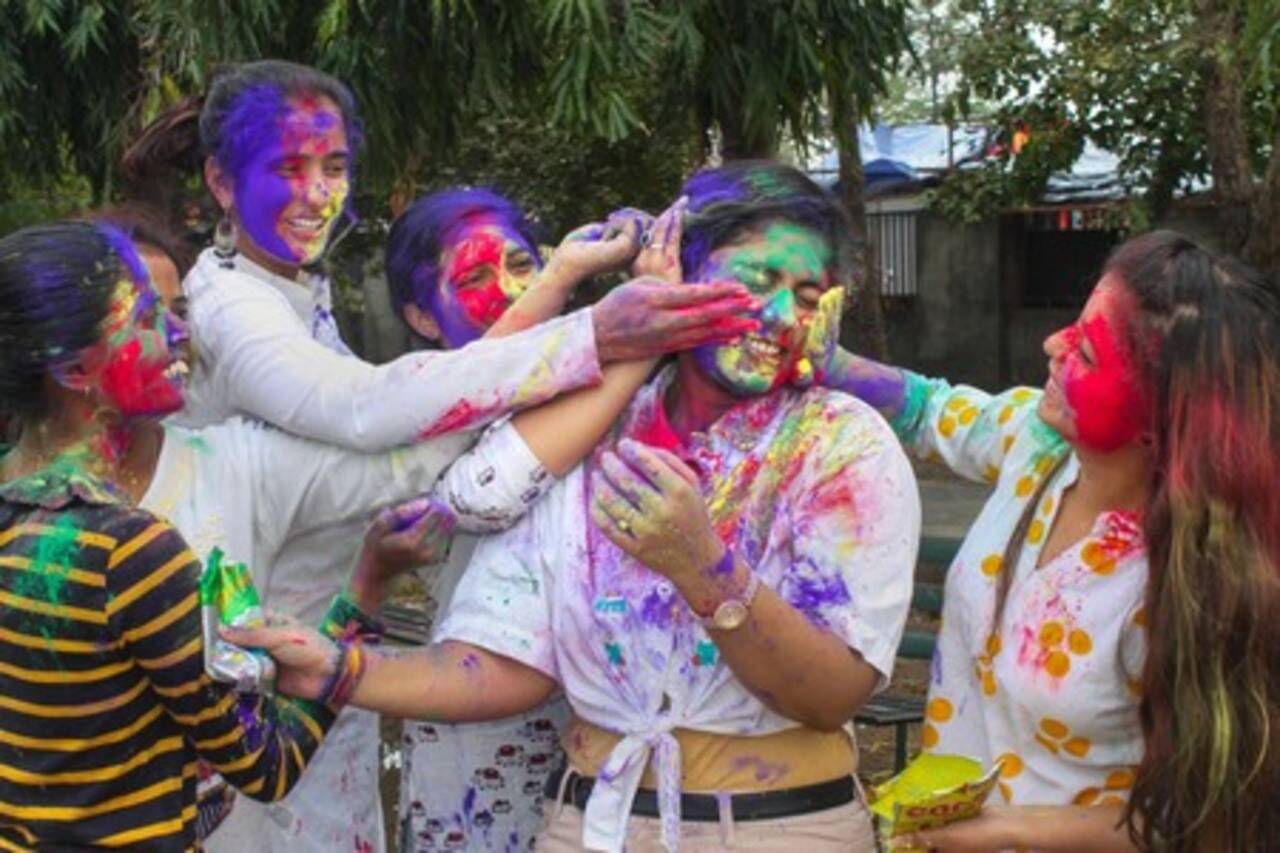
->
[[1061, 298, 1151, 452], [450, 231, 505, 282]]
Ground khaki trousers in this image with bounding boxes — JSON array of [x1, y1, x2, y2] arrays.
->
[[535, 796, 877, 852]]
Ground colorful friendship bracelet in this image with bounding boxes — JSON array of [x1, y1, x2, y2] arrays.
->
[[319, 640, 369, 707]]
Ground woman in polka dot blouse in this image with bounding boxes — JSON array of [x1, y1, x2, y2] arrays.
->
[[820, 232, 1279, 851]]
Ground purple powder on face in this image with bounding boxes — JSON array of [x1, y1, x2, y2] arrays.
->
[[216, 83, 292, 182]]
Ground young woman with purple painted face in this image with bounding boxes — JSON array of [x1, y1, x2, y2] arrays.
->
[[384, 188, 708, 851], [130, 58, 758, 851], [230, 162, 922, 852], [806, 234, 1280, 851]]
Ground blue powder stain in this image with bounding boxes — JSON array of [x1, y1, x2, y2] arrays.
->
[[778, 560, 851, 628], [604, 642, 624, 665], [694, 641, 717, 666], [638, 589, 672, 630], [462, 786, 476, 819]]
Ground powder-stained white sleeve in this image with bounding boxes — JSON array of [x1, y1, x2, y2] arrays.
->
[[433, 498, 559, 681], [186, 264, 602, 452], [250, 420, 474, 543], [891, 371, 1047, 486], [781, 398, 920, 685], [434, 419, 555, 534]]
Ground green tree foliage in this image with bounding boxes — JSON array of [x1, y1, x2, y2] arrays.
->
[[925, 0, 1279, 279]]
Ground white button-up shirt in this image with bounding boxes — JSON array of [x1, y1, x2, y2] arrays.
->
[[438, 366, 920, 851], [893, 372, 1147, 809]]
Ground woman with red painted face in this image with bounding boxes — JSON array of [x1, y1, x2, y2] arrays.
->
[[0, 221, 382, 850], [174, 59, 750, 445], [382, 188, 695, 852], [813, 231, 1280, 850]]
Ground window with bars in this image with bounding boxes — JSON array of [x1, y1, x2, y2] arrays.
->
[[867, 212, 918, 297]]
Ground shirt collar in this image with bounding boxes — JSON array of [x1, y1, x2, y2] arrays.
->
[[0, 454, 123, 510]]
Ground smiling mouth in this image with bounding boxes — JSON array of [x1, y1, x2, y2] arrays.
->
[[743, 335, 784, 360], [163, 360, 189, 382], [283, 217, 332, 238]]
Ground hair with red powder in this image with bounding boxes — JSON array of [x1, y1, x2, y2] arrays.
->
[[1109, 231, 1280, 850]]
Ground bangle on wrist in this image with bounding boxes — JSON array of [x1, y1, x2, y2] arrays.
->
[[319, 640, 368, 707]]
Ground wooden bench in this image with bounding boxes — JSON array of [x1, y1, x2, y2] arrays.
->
[[853, 534, 958, 772]]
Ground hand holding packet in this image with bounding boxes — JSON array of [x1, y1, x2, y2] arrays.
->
[[870, 753, 1004, 851], [199, 547, 276, 693]]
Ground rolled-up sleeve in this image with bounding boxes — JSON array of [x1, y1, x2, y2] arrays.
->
[[434, 419, 555, 534]]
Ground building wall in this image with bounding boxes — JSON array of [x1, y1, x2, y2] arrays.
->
[[881, 211, 1004, 390]]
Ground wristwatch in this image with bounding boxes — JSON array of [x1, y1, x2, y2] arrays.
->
[[698, 550, 762, 631]]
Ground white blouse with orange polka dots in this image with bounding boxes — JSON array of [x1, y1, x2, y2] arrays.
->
[[892, 372, 1147, 808]]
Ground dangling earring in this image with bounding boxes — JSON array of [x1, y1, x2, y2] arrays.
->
[[214, 214, 238, 260]]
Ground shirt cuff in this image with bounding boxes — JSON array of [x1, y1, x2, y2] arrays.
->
[[438, 419, 555, 534]]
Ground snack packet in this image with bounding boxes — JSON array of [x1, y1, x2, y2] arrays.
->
[[869, 753, 1004, 850], [199, 547, 275, 693]]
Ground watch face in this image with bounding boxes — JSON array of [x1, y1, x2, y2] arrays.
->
[[714, 600, 749, 631]]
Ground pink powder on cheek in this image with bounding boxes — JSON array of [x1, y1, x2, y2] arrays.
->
[[98, 337, 182, 417], [454, 280, 511, 327], [1061, 313, 1150, 452]]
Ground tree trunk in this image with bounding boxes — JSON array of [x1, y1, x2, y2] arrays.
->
[[1243, 127, 1280, 286], [718, 109, 777, 160], [1197, 0, 1262, 268], [829, 86, 888, 359]]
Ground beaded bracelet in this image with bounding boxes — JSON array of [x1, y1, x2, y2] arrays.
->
[[319, 640, 368, 707]]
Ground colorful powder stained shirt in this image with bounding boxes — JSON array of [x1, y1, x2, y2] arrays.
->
[[400, 416, 573, 853], [401, 535, 569, 852], [141, 415, 548, 853], [893, 371, 1148, 809], [0, 467, 334, 851], [178, 247, 603, 449], [437, 366, 920, 852]]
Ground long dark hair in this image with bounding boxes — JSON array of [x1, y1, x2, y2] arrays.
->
[[0, 222, 136, 420], [989, 231, 1280, 849], [1118, 232, 1280, 850]]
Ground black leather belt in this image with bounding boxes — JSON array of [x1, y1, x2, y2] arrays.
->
[[543, 764, 855, 822]]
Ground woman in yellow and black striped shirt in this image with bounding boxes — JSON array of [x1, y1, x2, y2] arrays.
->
[[0, 222, 342, 850]]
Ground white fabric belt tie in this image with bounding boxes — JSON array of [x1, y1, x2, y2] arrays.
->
[[581, 724, 683, 852]]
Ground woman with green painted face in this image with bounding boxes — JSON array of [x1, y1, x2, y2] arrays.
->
[[227, 163, 922, 852]]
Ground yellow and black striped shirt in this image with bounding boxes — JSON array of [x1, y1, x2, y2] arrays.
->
[[0, 470, 334, 850]]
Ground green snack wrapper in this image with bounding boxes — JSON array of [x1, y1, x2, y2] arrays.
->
[[199, 547, 275, 693]]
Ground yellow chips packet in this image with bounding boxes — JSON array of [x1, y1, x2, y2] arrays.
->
[[869, 753, 1003, 850]]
